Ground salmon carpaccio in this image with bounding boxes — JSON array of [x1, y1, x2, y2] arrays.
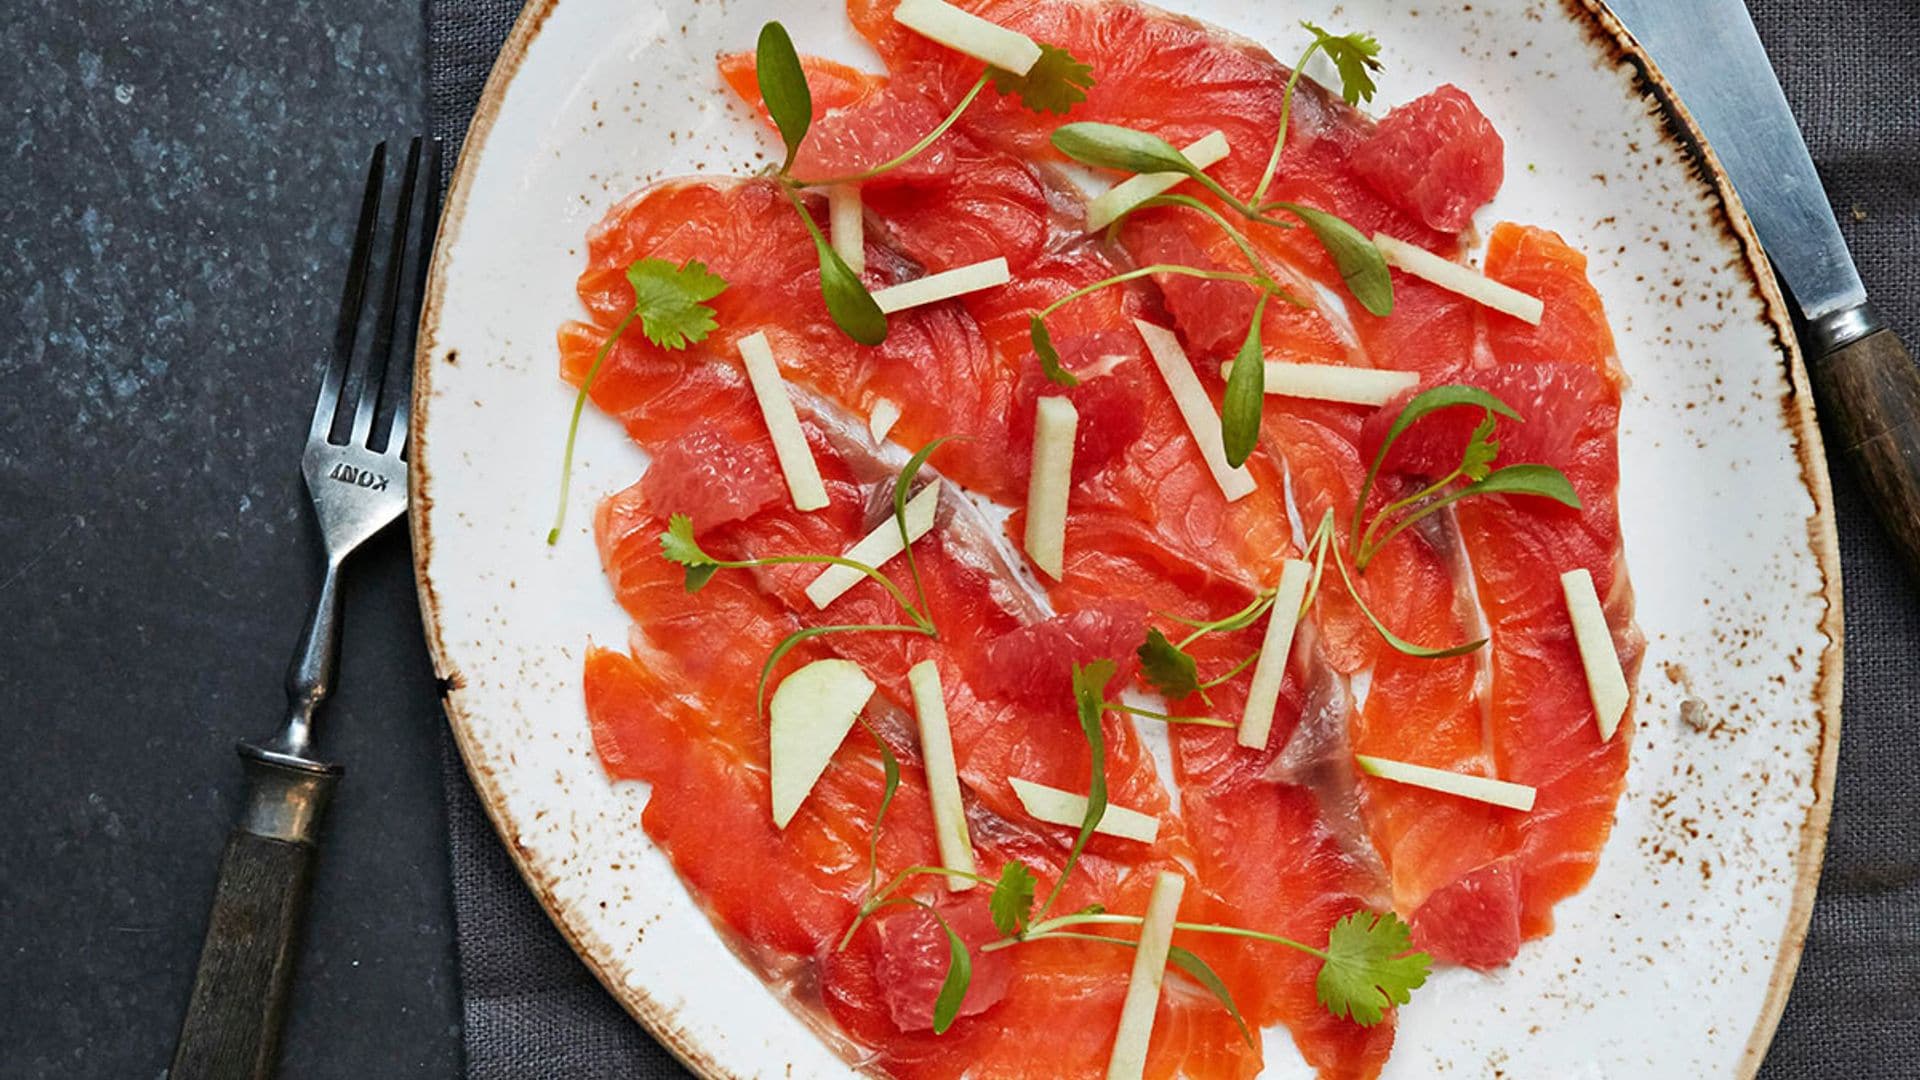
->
[[565, 1, 1640, 1076]]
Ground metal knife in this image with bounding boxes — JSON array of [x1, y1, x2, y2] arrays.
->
[[1607, 0, 1920, 576]]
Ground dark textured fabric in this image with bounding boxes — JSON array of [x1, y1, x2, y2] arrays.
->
[[429, 1, 1919, 1075]]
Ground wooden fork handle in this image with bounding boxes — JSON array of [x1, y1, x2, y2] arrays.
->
[[1809, 325, 1920, 577], [170, 746, 340, 1080]]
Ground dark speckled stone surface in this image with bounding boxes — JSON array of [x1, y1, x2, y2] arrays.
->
[[0, 1, 458, 1076]]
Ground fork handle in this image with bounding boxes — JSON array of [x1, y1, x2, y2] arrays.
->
[[170, 746, 341, 1080]]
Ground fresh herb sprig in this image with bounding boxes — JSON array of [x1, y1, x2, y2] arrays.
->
[[989, 906, 1428, 1027], [1136, 588, 1276, 701], [1251, 23, 1383, 206], [1037, 659, 1114, 918], [547, 258, 729, 543], [1028, 263, 1297, 388], [754, 21, 1094, 345], [1049, 122, 1392, 317], [659, 437, 958, 714], [1350, 385, 1583, 570]]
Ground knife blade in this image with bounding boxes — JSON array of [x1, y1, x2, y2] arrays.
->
[[1608, 0, 1920, 580]]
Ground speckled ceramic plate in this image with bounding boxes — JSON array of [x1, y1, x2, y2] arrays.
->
[[411, 0, 1843, 1075]]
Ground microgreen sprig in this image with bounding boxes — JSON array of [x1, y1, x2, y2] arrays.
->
[[1350, 385, 1582, 570], [547, 258, 728, 544], [1251, 23, 1383, 206], [1029, 264, 1297, 388], [1050, 122, 1393, 317], [981, 904, 1430, 1029], [754, 21, 1093, 345], [660, 438, 958, 716], [1136, 588, 1278, 700]]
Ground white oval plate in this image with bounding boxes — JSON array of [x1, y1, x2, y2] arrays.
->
[[412, 1, 1843, 1075]]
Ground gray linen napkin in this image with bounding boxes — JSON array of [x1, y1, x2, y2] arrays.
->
[[428, 1, 1920, 1075]]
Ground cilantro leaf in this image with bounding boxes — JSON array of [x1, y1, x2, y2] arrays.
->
[[756, 21, 811, 172], [989, 860, 1037, 937], [659, 513, 721, 592], [1313, 910, 1430, 1026], [547, 258, 728, 544], [1137, 627, 1201, 699], [989, 43, 1094, 115], [1169, 946, 1254, 1048], [1301, 22, 1383, 106], [625, 258, 727, 350], [1459, 410, 1500, 483]]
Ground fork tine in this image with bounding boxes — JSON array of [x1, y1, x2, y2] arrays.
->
[[350, 136, 424, 449], [386, 138, 441, 460], [310, 142, 387, 444]]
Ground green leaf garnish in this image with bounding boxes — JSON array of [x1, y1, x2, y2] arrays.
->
[[1030, 315, 1079, 388], [660, 513, 722, 591], [1136, 627, 1201, 699], [993, 905, 1426, 1029], [658, 515, 926, 616], [1168, 946, 1254, 1049], [1360, 463, 1582, 567], [1039, 659, 1114, 918], [1221, 293, 1269, 467], [1313, 910, 1430, 1027], [1051, 121, 1197, 176], [989, 860, 1038, 937], [625, 257, 728, 349], [1328, 533, 1485, 658], [1137, 590, 1276, 699], [989, 43, 1094, 115], [818, 237, 888, 345], [925, 903, 973, 1034], [778, 182, 887, 345], [548, 259, 730, 544], [860, 717, 902, 892], [756, 22, 811, 173], [1270, 201, 1393, 316], [1459, 411, 1500, 483], [1028, 263, 1282, 387], [1302, 22, 1383, 105], [1349, 385, 1580, 569], [840, 865, 1003, 951]]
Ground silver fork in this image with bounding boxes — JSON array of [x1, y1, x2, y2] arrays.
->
[[171, 136, 439, 1080]]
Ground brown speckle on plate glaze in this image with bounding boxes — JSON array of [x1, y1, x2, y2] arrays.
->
[[413, 0, 1841, 1076]]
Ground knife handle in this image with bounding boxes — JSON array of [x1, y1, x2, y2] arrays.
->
[[170, 745, 340, 1080], [1809, 325, 1920, 576]]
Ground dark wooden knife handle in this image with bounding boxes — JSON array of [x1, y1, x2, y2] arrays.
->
[[1809, 326, 1920, 574], [170, 747, 340, 1080]]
